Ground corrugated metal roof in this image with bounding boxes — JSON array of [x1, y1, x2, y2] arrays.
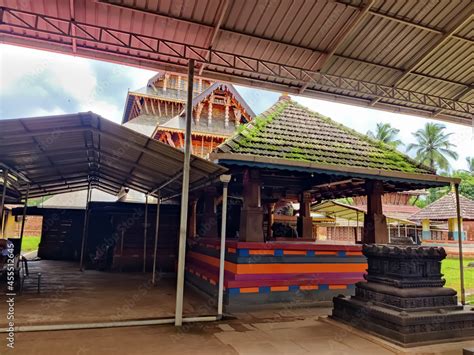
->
[[0, 112, 227, 199], [0, 0, 471, 126]]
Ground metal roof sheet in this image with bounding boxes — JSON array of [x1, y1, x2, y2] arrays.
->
[[0, 112, 227, 199], [0, 0, 471, 126]]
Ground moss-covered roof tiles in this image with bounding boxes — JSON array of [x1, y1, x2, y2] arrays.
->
[[216, 97, 436, 175]]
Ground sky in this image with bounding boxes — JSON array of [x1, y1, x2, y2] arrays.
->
[[1, 44, 472, 171]]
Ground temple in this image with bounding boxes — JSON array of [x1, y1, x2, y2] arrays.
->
[[410, 191, 474, 241], [183, 95, 454, 310], [122, 72, 255, 157]]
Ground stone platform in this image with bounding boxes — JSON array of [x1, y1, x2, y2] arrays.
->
[[332, 244, 474, 347]]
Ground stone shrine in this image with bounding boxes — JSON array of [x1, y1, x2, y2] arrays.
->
[[332, 244, 474, 346]]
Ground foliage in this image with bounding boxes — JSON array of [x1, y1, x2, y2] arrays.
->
[[466, 157, 474, 174], [453, 170, 474, 200], [407, 122, 458, 172], [366, 122, 403, 148], [442, 257, 474, 302], [21, 236, 41, 253], [413, 170, 474, 208]]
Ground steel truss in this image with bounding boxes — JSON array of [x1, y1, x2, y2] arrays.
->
[[0, 7, 472, 124]]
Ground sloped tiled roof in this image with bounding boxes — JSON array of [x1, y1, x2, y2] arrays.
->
[[216, 96, 435, 175], [410, 192, 474, 220]]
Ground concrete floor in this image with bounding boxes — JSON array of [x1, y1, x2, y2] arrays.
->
[[4, 309, 474, 354], [2, 260, 474, 354], [0, 260, 214, 327]]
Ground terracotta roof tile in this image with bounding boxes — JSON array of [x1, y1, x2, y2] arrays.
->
[[410, 192, 474, 220], [217, 98, 435, 175]]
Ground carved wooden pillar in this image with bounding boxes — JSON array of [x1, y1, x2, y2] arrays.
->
[[177, 75, 182, 95], [195, 103, 203, 124], [163, 73, 169, 91], [187, 197, 198, 239], [239, 169, 264, 242], [208, 94, 214, 126], [233, 108, 242, 127], [201, 187, 218, 238], [297, 192, 313, 239], [267, 202, 275, 239], [198, 78, 203, 93], [224, 96, 231, 128], [363, 180, 388, 244]]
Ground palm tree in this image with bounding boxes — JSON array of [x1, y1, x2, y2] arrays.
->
[[407, 123, 458, 171], [367, 122, 403, 148], [466, 157, 474, 174]]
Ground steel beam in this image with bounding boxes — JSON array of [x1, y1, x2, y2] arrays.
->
[[152, 192, 161, 286], [455, 183, 466, 305], [0, 7, 471, 124], [175, 59, 194, 327], [371, 7, 473, 106]]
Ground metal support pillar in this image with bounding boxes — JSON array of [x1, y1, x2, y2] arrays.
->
[[218, 175, 231, 318], [79, 181, 92, 271], [175, 59, 194, 326], [143, 194, 149, 273], [19, 184, 30, 247], [152, 192, 161, 286], [455, 183, 466, 305], [0, 169, 8, 239]]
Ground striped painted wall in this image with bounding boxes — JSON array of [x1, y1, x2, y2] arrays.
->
[[185, 238, 367, 309]]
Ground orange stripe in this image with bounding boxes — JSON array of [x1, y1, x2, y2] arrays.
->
[[329, 285, 347, 289], [187, 251, 367, 275], [300, 285, 318, 290], [240, 287, 259, 293], [270, 286, 289, 292], [209, 279, 217, 285], [249, 250, 274, 255], [227, 247, 237, 253], [283, 250, 307, 255], [235, 263, 367, 275], [316, 251, 338, 255], [346, 252, 363, 256]]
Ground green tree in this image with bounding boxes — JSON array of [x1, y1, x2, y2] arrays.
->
[[466, 157, 474, 174], [367, 122, 403, 148], [407, 123, 458, 172]]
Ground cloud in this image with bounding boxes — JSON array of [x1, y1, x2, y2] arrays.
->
[[0, 44, 155, 122], [1, 44, 471, 171]]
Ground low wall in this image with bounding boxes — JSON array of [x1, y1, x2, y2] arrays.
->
[[186, 238, 367, 310]]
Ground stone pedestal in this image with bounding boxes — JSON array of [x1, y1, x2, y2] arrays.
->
[[332, 244, 474, 347]]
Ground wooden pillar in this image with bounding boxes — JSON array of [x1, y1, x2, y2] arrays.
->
[[239, 169, 264, 242], [233, 108, 242, 127], [363, 180, 388, 244], [297, 192, 313, 239], [163, 73, 169, 91], [448, 217, 464, 241], [201, 187, 218, 238], [266, 202, 275, 240], [187, 197, 198, 239], [224, 96, 231, 128], [421, 219, 431, 240], [208, 94, 214, 126]]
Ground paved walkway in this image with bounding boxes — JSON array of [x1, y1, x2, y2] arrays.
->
[[2, 260, 474, 354], [5, 310, 474, 354]]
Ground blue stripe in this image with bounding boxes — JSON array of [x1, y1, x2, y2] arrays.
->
[[238, 249, 249, 257], [319, 284, 329, 290], [259, 286, 271, 293], [337, 251, 346, 257], [289, 285, 299, 292], [274, 249, 283, 256], [228, 288, 240, 295], [306, 250, 315, 257]]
